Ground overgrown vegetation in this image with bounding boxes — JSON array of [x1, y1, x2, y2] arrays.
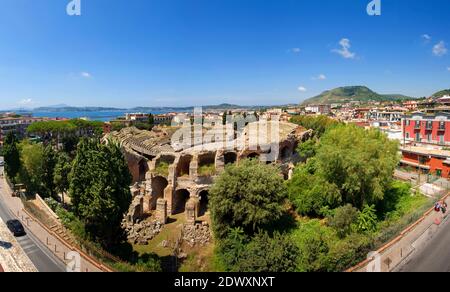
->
[[208, 116, 430, 272], [154, 161, 170, 177], [198, 163, 216, 177]]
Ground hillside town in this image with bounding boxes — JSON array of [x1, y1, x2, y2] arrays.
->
[[4, 93, 450, 182]]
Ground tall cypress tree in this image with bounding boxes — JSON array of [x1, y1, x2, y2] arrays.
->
[[69, 139, 132, 247], [3, 132, 21, 183], [41, 145, 57, 198]]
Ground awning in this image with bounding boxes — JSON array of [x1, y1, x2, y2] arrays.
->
[[400, 160, 431, 169]]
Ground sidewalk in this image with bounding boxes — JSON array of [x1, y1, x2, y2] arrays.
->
[[0, 176, 104, 272], [348, 193, 450, 272], [0, 217, 37, 272]]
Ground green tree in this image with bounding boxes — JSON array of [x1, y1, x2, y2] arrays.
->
[[356, 205, 378, 233], [148, 113, 154, 126], [3, 132, 21, 183], [218, 228, 299, 272], [209, 159, 287, 238], [238, 231, 299, 272], [288, 125, 399, 214], [327, 204, 359, 238], [69, 139, 132, 247], [287, 162, 341, 216], [18, 141, 44, 195], [316, 125, 399, 209], [54, 152, 72, 205], [41, 146, 57, 198], [296, 138, 318, 160]]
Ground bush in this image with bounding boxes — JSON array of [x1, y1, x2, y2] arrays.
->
[[210, 159, 287, 238], [327, 204, 358, 238], [217, 228, 299, 272]]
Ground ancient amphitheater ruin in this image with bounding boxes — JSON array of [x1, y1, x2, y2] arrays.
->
[[108, 121, 312, 229]]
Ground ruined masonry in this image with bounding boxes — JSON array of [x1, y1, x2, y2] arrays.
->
[[111, 121, 312, 245]]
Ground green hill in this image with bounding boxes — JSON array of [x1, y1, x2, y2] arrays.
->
[[432, 89, 450, 99], [301, 86, 413, 105]]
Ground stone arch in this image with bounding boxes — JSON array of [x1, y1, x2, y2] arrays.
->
[[138, 160, 149, 182], [173, 189, 191, 215], [155, 154, 175, 177], [198, 152, 216, 176], [151, 176, 168, 210], [224, 152, 237, 165], [246, 152, 260, 160], [198, 189, 209, 217], [280, 144, 293, 161], [177, 154, 192, 177]]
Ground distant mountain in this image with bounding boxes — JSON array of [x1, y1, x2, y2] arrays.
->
[[30, 103, 265, 113], [301, 86, 414, 105], [33, 106, 126, 112], [432, 89, 450, 99]]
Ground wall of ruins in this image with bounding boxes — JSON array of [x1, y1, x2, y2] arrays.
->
[[125, 139, 299, 221]]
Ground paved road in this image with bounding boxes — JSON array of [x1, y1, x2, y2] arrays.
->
[[0, 167, 66, 272], [398, 215, 450, 272]]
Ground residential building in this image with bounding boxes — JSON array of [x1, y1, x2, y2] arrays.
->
[[402, 113, 450, 145], [400, 112, 450, 178], [304, 104, 331, 115]]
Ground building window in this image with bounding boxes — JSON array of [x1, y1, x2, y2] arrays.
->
[[406, 133, 410, 139], [406, 120, 410, 126], [415, 132, 420, 142], [439, 135, 445, 145], [427, 134, 432, 142]]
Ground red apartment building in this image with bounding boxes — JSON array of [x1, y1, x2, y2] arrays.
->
[[401, 113, 450, 178]]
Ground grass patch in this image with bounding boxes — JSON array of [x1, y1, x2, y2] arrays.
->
[[198, 164, 216, 177], [154, 162, 170, 177]]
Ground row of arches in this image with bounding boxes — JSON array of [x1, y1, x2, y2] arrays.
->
[[137, 144, 296, 183], [148, 175, 210, 216]]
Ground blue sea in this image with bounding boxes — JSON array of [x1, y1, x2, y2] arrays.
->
[[31, 110, 171, 122]]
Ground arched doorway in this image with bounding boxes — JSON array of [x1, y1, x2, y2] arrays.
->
[[280, 145, 292, 161], [224, 152, 237, 165], [173, 189, 190, 214], [198, 190, 209, 217], [176, 155, 192, 177], [138, 160, 148, 182], [247, 152, 260, 160], [151, 176, 168, 210]]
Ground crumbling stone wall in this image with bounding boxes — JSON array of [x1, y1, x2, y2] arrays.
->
[[115, 123, 312, 220]]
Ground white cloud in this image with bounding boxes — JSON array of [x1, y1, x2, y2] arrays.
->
[[289, 48, 301, 54], [422, 34, 431, 42], [332, 38, 356, 59], [19, 98, 33, 106], [313, 74, 327, 80], [80, 72, 92, 78], [298, 86, 307, 92], [433, 41, 448, 57]]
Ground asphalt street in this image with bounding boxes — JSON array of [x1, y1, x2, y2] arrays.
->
[[0, 165, 66, 272], [397, 214, 450, 272]]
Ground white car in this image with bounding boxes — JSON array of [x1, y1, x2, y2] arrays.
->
[[0, 161, 4, 167]]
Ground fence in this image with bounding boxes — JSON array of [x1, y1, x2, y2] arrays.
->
[[347, 193, 449, 272]]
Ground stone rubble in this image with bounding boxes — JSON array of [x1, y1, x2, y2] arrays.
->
[[182, 221, 211, 247], [122, 219, 164, 245]]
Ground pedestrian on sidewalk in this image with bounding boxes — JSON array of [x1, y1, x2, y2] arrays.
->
[[435, 202, 442, 212], [441, 202, 448, 214]]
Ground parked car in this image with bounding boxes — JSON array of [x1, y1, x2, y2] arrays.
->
[[6, 220, 26, 237], [0, 161, 4, 166]]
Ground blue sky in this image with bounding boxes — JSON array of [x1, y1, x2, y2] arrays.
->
[[0, 0, 449, 109]]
